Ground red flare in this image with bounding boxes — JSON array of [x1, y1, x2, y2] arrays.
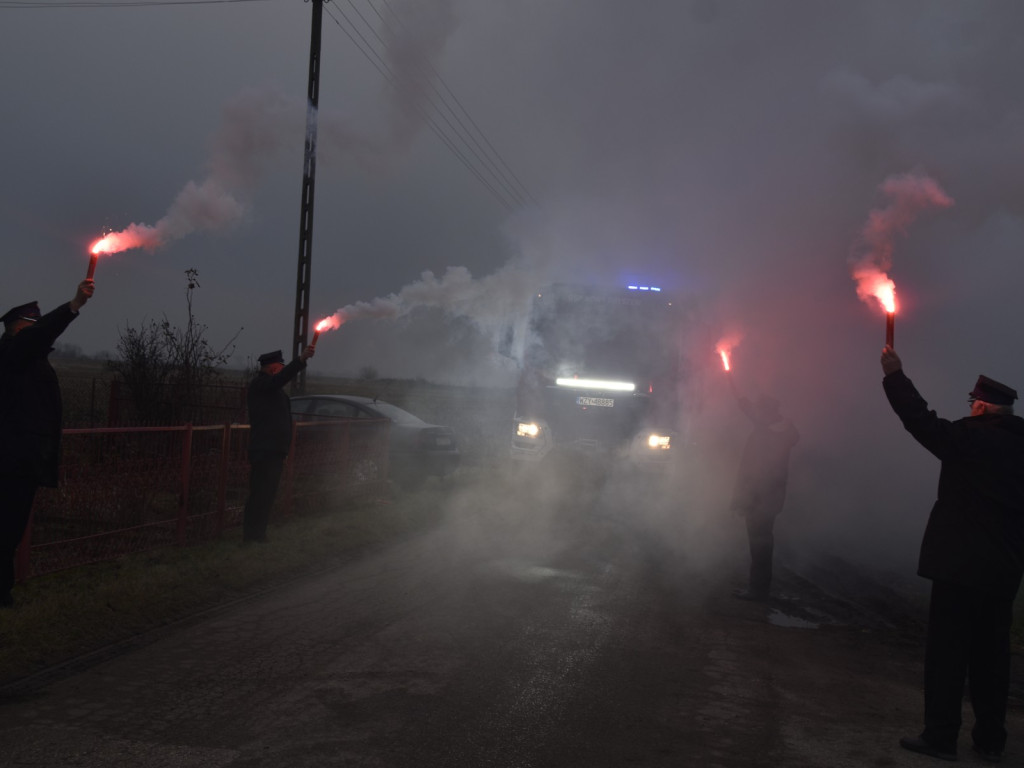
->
[[716, 337, 739, 373], [310, 314, 343, 345]]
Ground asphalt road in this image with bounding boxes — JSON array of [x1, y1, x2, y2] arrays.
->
[[1, 462, 1022, 767]]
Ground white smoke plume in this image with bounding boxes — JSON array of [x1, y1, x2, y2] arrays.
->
[[92, 0, 459, 256], [318, 263, 536, 343]]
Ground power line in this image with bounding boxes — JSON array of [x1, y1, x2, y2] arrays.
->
[[3, 0, 537, 214], [325, 0, 535, 213], [0, 0, 270, 7], [323, 3, 523, 212], [373, 0, 537, 209]]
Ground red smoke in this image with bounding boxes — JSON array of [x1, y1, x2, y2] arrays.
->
[[851, 171, 953, 313], [315, 314, 344, 334], [89, 179, 245, 256], [90, 225, 160, 255]]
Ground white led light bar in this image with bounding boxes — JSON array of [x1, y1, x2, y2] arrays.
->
[[555, 378, 636, 392]]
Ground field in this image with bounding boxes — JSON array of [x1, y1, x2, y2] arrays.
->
[[54, 358, 516, 463]]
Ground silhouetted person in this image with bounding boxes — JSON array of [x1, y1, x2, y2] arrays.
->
[[242, 346, 314, 542], [516, 343, 553, 422], [0, 281, 95, 607], [882, 346, 1024, 763], [730, 393, 799, 601]]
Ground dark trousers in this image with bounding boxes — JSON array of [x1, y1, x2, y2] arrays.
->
[[745, 514, 775, 597], [242, 453, 286, 541], [922, 579, 1016, 753], [0, 475, 39, 599]]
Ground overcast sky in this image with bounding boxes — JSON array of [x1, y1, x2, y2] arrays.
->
[[3, 0, 1024, 562]]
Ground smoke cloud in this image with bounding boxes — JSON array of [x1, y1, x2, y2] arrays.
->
[[321, 263, 536, 353], [849, 171, 955, 310], [90, 0, 460, 256]]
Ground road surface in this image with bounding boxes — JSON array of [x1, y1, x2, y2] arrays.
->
[[2, 462, 1021, 766]]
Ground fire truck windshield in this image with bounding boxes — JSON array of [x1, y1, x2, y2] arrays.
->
[[528, 285, 678, 384]]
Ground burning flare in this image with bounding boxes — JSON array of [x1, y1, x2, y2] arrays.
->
[[90, 227, 160, 256], [315, 315, 343, 334], [310, 314, 344, 345], [850, 171, 953, 332], [853, 267, 897, 314], [716, 335, 742, 373]]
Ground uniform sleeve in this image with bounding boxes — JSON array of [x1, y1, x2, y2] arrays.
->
[[249, 357, 307, 395], [883, 369, 964, 461], [1, 303, 77, 367]]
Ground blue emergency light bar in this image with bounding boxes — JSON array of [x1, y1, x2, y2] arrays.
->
[[627, 285, 661, 292]]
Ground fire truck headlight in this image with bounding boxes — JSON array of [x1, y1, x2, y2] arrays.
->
[[647, 433, 671, 450], [517, 421, 541, 438]]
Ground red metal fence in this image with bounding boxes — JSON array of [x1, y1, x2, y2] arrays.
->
[[15, 419, 390, 581]]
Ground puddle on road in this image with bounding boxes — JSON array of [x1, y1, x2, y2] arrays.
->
[[767, 608, 819, 629], [490, 558, 578, 583]]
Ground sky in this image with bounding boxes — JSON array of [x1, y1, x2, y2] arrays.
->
[[3, 0, 1024, 566]]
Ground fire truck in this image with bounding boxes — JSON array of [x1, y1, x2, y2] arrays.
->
[[509, 282, 691, 467]]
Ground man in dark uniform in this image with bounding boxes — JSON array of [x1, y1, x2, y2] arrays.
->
[[0, 280, 95, 607], [243, 346, 314, 542], [882, 346, 1024, 763], [730, 393, 799, 601]]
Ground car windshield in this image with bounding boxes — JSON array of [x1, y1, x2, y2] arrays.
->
[[367, 401, 428, 427]]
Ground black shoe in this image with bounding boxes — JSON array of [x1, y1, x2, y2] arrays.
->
[[899, 735, 957, 761], [972, 744, 1002, 763]]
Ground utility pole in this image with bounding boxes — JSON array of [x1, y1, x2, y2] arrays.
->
[[292, 0, 327, 394]]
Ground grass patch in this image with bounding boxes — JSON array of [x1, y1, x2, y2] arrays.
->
[[0, 487, 445, 688]]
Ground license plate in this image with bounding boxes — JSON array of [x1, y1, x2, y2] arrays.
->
[[577, 396, 614, 407], [435, 437, 452, 447]]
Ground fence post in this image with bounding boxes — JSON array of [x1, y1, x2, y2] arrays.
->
[[89, 378, 97, 429], [239, 384, 247, 424], [177, 423, 193, 545], [216, 423, 230, 536], [108, 378, 120, 427]]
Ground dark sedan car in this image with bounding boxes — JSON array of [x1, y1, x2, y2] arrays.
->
[[290, 394, 460, 486]]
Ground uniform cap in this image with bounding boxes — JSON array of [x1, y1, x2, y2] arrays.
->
[[1, 301, 40, 325], [969, 375, 1017, 406], [258, 350, 284, 366]]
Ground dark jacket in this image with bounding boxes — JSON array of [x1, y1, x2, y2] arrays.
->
[[731, 398, 799, 519], [246, 358, 306, 457], [884, 369, 1024, 590], [0, 303, 79, 486]]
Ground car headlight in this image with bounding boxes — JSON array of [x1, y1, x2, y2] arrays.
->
[[646, 433, 671, 450], [516, 421, 541, 438]]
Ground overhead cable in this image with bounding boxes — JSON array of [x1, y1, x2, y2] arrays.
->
[[325, 0, 534, 213]]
